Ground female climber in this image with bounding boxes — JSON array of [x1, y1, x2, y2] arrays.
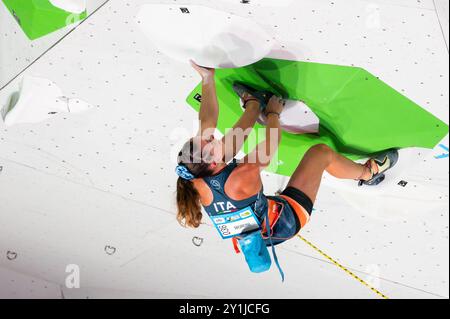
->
[[175, 60, 399, 249]]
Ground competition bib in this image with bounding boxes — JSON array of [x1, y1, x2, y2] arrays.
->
[[208, 206, 261, 239]]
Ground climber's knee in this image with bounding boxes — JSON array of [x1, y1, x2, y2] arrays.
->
[[307, 144, 334, 166]]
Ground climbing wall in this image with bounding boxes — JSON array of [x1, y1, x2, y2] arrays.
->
[[0, 266, 61, 299], [0, 0, 108, 89], [0, 0, 448, 299]]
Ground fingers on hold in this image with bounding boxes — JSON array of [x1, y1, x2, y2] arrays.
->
[[275, 95, 285, 105]]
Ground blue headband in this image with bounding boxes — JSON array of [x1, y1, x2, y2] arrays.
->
[[176, 164, 195, 181]]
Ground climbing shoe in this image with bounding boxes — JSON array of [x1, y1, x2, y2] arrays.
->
[[233, 82, 275, 111], [357, 149, 399, 186]]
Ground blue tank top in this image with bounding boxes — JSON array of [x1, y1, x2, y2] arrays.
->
[[202, 159, 268, 221]]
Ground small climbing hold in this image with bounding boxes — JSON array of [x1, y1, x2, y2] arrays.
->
[[398, 180, 408, 187], [192, 237, 204, 247], [104, 245, 117, 255], [7, 251, 18, 261]]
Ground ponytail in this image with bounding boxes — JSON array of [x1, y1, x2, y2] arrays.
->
[[176, 137, 214, 228], [176, 177, 203, 228]]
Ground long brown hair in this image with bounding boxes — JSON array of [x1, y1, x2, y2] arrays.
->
[[176, 138, 214, 228]]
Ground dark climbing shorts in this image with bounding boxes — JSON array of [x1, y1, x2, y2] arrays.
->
[[281, 186, 314, 215], [265, 187, 314, 246]]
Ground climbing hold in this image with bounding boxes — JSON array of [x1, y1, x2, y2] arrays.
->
[[1, 75, 90, 126], [192, 237, 204, 247], [49, 0, 87, 14], [2, 0, 87, 40], [240, 98, 320, 134], [104, 245, 117, 255], [136, 4, 274, 68], [398, 180, 408, 187], [6, 251, 18, 261]]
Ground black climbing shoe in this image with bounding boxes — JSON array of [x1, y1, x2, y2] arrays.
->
[[233, 82, 275, 111], [357, 149, 399, 187]]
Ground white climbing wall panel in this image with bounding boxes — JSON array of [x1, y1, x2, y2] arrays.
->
[[0, 0, 108, 89], [434, 0, 449, 49], [0, 266, 61, 299], [0, 0, 448, 299]]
